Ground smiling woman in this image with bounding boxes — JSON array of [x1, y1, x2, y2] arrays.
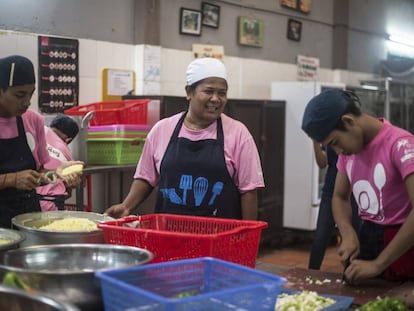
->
[[104, 57, 265, 221]]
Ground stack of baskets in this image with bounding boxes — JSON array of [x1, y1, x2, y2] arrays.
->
[[65, 99, 150, 165]]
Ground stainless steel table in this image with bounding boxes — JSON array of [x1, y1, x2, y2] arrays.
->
[[75, 164, 136, 211]]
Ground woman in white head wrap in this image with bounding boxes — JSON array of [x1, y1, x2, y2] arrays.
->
[[105, 57, 264, 220], [0, 55, 83, 227]]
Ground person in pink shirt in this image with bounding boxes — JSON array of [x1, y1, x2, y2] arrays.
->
[[0, 55, 83, 228], [105, 58, 264, 220], [37, 114, 79, 211], [302, 89, 414, 283]]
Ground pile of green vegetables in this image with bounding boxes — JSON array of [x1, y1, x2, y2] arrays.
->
[[357, 297, 410, 311]]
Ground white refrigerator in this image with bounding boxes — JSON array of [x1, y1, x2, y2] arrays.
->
[[271, 82, 345, 230]]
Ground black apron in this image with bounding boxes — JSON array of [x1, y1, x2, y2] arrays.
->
[[155, 112, 241, 219], [359, 220, 414, 281], [0, 116, 41, 228]]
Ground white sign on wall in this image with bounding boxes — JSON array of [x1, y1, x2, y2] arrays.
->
[[297, 54, 320, 81]]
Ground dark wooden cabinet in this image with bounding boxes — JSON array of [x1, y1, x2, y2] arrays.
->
[[123, 95, 286, 243]]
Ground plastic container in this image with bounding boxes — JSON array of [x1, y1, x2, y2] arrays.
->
[[98, 214, 268, 267], [87, 124, 151, 139], [96, 257, 286, 311], [87, 138, 145, 165], [64, 99, 149, 126]]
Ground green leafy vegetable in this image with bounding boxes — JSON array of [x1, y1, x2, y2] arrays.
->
[[357, 296, 409, 311]]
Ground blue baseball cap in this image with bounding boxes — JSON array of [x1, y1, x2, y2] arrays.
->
[[0, 55, 35, 88], [301, 89, 349, 142], [50, 114, 79, 139]]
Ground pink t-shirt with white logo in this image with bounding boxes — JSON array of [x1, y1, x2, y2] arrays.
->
[[134, 113, 264, 193], [337, 119, 414, 225], [0, 109, 50, 168]]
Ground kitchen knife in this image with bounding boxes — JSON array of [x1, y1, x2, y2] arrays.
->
[[341, 258, 350, 285]]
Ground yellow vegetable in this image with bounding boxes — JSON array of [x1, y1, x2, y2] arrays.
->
[[61, 164, 83, 176]]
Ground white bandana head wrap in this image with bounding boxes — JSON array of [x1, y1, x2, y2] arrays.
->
[[186, 57, 227, 86]]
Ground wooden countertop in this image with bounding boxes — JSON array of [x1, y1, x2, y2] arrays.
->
[[255, 262, 414, 308]]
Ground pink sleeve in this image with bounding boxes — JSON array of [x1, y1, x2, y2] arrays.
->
[[223, 116, 264, 192]]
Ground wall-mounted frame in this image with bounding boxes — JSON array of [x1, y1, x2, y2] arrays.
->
[[201, 2, 220, 28], [238, 16, 264, 47], [287, 18, 302, 42], [281, 0, 312, 14], [180, 7, 202, 36]]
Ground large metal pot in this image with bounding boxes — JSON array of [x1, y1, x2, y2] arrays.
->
[[0, 244, 153, 310], [0, 228, 25, 253], [11, 211, 113, 247], [0, 285, 80, 311]]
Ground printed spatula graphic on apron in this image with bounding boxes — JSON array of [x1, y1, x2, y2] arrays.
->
[[179, 174, 193, 205], [194, 177, 208, 206], [208, 181, 224, 205]]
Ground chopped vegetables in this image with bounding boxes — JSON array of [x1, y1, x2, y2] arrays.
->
[[275, 290, 335, 311], [0, 238, 12, 245], [172, 290, 199, 299], [356, 297, 409, 311], [38, 218, 97, 231]]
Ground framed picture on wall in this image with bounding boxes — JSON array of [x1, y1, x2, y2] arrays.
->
[[287, 18, 302, 41], [201, 2, 220, 28], [280, 0, 312, 14], [238, 16, 264, 47], [180, 7, 202, 36]]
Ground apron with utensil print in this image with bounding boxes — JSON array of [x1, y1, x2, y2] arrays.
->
[[155, 112, 241, 218], [0, 116, 41, 228]]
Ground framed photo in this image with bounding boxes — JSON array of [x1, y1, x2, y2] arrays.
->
[[287, 18, 302, 42], [280, 0, 312, 14], [238, 16, 264, 48], [180, 7, 202, 36], [201, 2, 220, 28]]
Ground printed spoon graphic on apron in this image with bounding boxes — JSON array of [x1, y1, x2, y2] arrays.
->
[[208, 181, 224, 205]]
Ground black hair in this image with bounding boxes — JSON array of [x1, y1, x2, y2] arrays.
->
[[333, 90, 362, 131]]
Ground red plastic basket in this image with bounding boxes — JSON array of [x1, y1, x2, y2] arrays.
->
[[64, 99, 149, 125], [98, 214, 268, 267]]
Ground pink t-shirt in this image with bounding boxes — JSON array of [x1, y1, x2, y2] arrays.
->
[[0, 109, 50, 168], [134, 113, 264, 193], [337, 119, 414, 225], [37, 126, 73, 211]]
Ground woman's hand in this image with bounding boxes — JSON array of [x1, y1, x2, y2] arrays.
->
[[15, 170, 41, 190], [104, 203, 131, 219]]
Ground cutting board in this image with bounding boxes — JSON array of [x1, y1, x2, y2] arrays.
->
[[278, 268, 402, 306], [385, 281, 414, 308]]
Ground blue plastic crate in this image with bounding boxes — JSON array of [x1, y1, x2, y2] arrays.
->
[[96, 257, 286, 311]]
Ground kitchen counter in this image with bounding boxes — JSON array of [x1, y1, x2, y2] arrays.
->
[[75, 164, 136, 211], [255, 262, 414, 309]]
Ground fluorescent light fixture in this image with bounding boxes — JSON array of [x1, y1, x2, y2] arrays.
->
[[386, 40, 414, 58], [388, 34, 414, 48], [361, 85, 379, 90]]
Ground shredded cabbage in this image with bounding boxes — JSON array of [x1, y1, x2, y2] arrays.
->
[[39, 218, 97, 231], [275, 290, 336, 311]]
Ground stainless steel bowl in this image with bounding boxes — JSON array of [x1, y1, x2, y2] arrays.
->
[[0, 228, 25, 252], [11, 211, 113, 247], [0, 243, 153, 310], [0, 285, 80, 311]]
